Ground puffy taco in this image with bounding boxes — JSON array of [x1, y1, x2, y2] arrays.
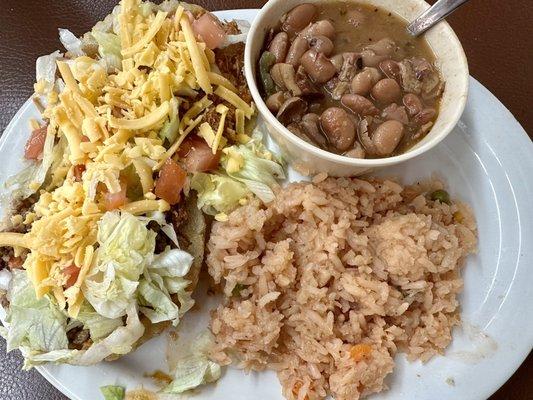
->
[[0, 0, 284, 373]]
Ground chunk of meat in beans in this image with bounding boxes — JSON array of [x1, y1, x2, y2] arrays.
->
[[266, 91, 287, 113], [413, 107, 436, 125], [260, 2, 442, 158], [403, 93, 423, 116], [371, 78, 401, 104], [320, 107, 355, 151], [300, 49, 337, 83], [341, 94, 378, 116]]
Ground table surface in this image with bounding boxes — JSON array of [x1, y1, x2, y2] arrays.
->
[[0, 1, 531, 399]]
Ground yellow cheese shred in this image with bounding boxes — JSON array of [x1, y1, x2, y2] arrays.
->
[[198, 122, 216, 148], [235, 108, 245, 136], [122, 199, 170, 214], [208, 72, 238, 93], [132, 158, 154, 194], [66, 245, 94, 318], [109, 101, 170, 130], [0, 232, 30, 248], [180, 17, 212, 94], [57, 61, 83, 96], [179, 95, 212, 132], [215, 85, 254, 118], [122, 10, 168, 57], [173, 5, 185, 32], [212, 104, 229, 154]]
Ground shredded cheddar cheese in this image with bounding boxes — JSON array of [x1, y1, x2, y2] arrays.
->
[[6, 0, 255, 307]]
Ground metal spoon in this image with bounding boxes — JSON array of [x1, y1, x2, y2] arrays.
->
[[407, 0, 470, 36]]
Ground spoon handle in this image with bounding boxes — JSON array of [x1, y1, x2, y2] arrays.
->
[[407, 0, 470, 36]]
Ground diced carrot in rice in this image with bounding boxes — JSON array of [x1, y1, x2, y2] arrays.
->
[[350, 344, 373, 362]]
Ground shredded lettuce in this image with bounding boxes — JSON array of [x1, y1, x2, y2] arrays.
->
[[223, 145, 285, 203], [74, 304, 144, 365], [163, 332, 221, 394], [137, 211, 180, 248], [36, 50, 62, 85], [190, 173, 249, 215], [138, 248, 194, 325], [18, 304, 144, 369], [83, 212, 156, 319], [91, 30, 122, 71], [58, 29, 84, 56], [76, 302, 123, 341], [2, 270, 68, 353], [100, 386, 125, 400]]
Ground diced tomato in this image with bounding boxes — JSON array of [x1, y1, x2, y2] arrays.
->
[[103, 182, 127, 211], [81, 135, 90, 142], [7, 257, 23, 270], [192, 13, 227, 49], [24, 126, 47, 160], [63, 265, 81, 288], [155, 158, 187, 205], [177, 136, 221, 172], [73, 165, 86, 182]]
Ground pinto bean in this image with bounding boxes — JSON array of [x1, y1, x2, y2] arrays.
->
[[371, 78, 401, 104], [300, 49, 337, 83], [372, 120, 404, 156], [282, 4, 317, 36], [366, 38, 396, 56], [364, 67, 382, 84], [299, 20, 335, 40], [351, 69, 375, 96], [309, 35, 334, 56], [341, 93, 379, 116], [320, 107, 356, 151], [268, 32, 289, 63], [403, 93, 424, 116], [285, 37, 309, 66], [344, 142, 366, 159], [379, 59, 400, 80], [361, 49, 388, 67]]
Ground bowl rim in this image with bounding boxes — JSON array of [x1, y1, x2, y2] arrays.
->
[[244, 0, 469, 167]]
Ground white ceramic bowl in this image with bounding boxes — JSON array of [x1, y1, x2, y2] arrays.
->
[[244, 0, 469, 176]]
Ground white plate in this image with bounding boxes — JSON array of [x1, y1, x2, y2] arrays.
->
[[1, 8, 533, 400]]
